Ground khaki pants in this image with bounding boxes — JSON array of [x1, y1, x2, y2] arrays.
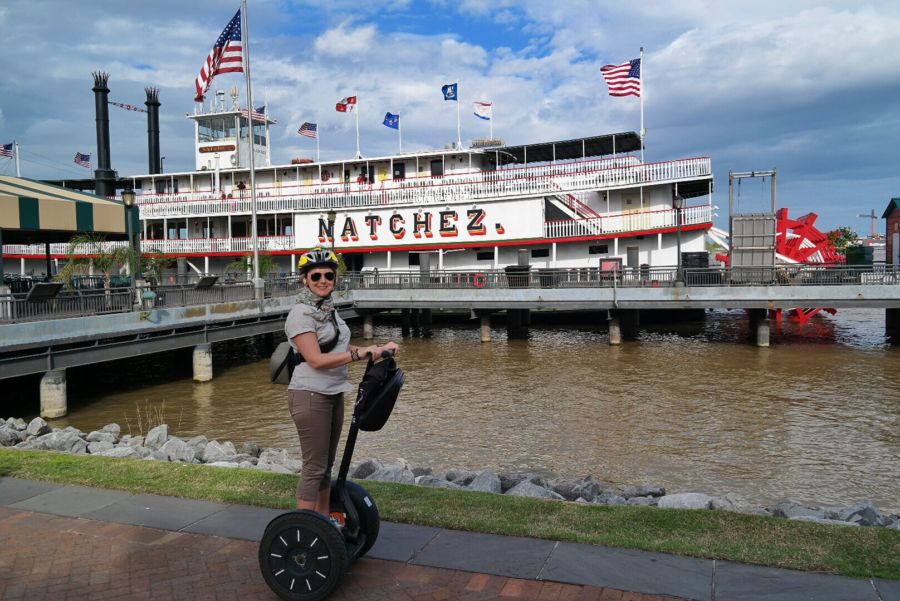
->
[[288, 389, 345, 501]]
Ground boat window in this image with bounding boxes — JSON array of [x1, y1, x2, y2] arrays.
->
[[240, 117, 249, 139], [476, 252, 493, 261], [277, 214, 292, 236], [588, 244, 609, 255], [257, 216, 276, 236], [531, 248, 550, 258], [430, 160, 444, 177], [408, 253, 421, 266], [223, 117, 236, 139], [231, 218, 250, 238], [146, 222, 164, 240], [253, 122, 266, 146], [198, 118, 226, 142], [393, 163, 406, 180], [167, 219, 187, 240], [198, 120, 213, 142]]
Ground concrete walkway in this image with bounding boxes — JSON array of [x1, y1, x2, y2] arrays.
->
[[0, 477, 896, 601]]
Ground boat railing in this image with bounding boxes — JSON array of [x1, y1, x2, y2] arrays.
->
[[3, 235, 297, 257], [134, 156, 712, 219], [543, 205, 712, 238], [2, 205, 714, 257]]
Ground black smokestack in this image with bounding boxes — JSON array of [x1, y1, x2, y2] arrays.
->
[[145, 87, 161, 174], [91, 71, 116, 197]]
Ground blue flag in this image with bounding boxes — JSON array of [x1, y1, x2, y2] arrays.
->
[[442, 83, 458, 101], [383, 112, 400, 130]]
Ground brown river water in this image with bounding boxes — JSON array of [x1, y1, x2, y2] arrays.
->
[[9, 308, 900, 513]]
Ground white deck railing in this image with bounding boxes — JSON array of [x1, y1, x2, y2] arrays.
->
[[133, 156, 711, 219], [140, 236, 296, 255], [3, 206, 712, 258], [2, 236, 296, 257], [544, 205, 713, 238]]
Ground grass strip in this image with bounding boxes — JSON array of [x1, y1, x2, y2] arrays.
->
[[1, 448, 897, 579]]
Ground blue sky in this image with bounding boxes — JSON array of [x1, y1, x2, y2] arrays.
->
[[1, 0, 899, 234]]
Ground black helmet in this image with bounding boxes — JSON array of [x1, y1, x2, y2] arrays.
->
[[297, 247, 339, 274]]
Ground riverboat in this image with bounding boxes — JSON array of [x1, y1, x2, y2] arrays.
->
[[3, 89, 715, 278]]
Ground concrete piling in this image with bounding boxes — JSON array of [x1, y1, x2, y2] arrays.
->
[[401, 309, 411, 337], [748, 309, 770, 347], [480, 313, 492, 343], [608, 313, 622, 345], [40, 369, 67, 418], [192, 344, 213, 382], [363, 314, 374, 340]]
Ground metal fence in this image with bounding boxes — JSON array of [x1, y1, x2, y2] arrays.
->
[[341, 265, 900, 290], [0, 274, 316, 323], [0, 289, 134, 324], [2, 266, 897, 324]]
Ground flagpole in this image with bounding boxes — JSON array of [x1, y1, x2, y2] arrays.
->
[[489, 106, 493, 140], [241, 0, 262, 299], [639, 47, 645, 165], [14, 141, 20, 177], [398, 118, 402, 153], [355, 94, 361, 158], [316, 130, 320, 163], [456, 80, 461, 149]]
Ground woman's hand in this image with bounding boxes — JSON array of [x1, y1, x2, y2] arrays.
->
[[358, 341, 400, 360]]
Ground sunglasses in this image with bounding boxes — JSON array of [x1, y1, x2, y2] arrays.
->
[[309, 271, 335, 282]]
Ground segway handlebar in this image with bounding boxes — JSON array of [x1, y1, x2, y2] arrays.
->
[[364, 348, 396, 360]]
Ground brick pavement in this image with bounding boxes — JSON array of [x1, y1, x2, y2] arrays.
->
[[0, 506, 684, 601]]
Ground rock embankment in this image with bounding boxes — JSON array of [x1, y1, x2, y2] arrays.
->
[[1, 417, 897, 529]]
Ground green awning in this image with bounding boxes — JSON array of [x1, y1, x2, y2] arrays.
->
[[0, 176, 129, 244]]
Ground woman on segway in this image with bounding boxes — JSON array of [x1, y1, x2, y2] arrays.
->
[[285, 247, 399, 520]]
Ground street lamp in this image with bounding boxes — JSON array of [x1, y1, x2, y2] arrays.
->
[[121, 188, 139, 306], [326, 209, 337, 250], [673, 194, 684, 286]]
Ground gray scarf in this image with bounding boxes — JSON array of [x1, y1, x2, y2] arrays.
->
[[296, 285, 335, 323]]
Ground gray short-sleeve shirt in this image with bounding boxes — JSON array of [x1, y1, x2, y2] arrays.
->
[[284, 303, 352, 394]]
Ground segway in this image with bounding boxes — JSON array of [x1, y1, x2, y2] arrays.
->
[[259, 350, 405, 601]]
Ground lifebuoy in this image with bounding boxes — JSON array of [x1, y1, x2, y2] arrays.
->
[[472, 272, 487, 288], [321, 170, 331, 182]]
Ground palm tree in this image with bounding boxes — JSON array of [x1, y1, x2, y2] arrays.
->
[[55, 234, 137, 290], [225, 252, 278, 281], [140, 252, 176, 286]]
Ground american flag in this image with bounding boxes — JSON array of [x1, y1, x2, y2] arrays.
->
[[600, 58, 641, 97], [0, 143, 13, 158], [335, 96, 357, 112], [74, 152, 91, 169], [108, 100, 147, 113], [240, 108, 270, 123], [194, 9, 243, 102], [298, 122, 318, 139]]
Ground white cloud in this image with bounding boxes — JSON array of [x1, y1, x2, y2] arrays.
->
[[2, 0, 899, 229], [314, 22, 378, 57]]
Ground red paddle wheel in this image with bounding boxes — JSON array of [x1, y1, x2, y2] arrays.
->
[[771, 208, 844, 324]]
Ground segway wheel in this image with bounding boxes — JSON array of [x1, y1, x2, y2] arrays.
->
[[258, 510, 348, 601], [332, 481, 380, 558]]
